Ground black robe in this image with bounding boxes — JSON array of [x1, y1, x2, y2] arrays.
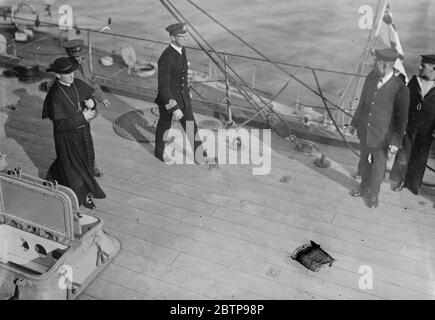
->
[[42, 78, 106, 206]]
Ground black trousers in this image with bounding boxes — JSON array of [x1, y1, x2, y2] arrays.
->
[[390, 128, 432, 190], [359, 144, 388, 197], [154, 105, 206, 162]]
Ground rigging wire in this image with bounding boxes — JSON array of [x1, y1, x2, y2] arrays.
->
[[10, 4, 435, 186], [3, 10, 362, 131], [162, 0, 361, 158], [1, 13, 366, 78], [5, 8, 358, 132], [166, 0, 363, 160], [158, 0, 262, 113], [49, 7, 368, 78], [311, 68, 360, 158], [184, 0, 354, 119], [162, 0, 291, 135]]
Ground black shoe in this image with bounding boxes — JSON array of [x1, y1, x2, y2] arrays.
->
[[367, 195, 378, 208], [351, 172, 361, 180], [93, 166, 103, 177], [194, 152, 209, 165], [207, 156, 219, 169], [194, 158, 207, 165], [350, 189, 363, 197], [83, 197, 96, 210], [155, 154, 173, 164], [392, 181, 405, 192], [406, 185, 420, 195]]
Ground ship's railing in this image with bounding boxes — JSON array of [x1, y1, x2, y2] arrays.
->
[[1, 3, 363, 137]]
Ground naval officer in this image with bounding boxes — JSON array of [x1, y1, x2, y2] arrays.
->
[[350, 48, 410, 208], [154, 22, 208, 164]]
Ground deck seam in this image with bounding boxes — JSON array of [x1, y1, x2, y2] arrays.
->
[[97, 199, 435, 298], [102, 176, 435, 261]]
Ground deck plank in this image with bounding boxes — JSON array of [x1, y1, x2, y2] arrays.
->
[[97, 191, 435, 298], [211, 207, 435, 282], [99, 263, 205, 299], [126, 170, 435, 258], [76, 293, 99, 300], [97, 208, 242, 268], [126, 168, 435, 243], [84, 278, 150, 300], [103, 229, 181, 265], [172, 253, 326, 300], [113, 250, 266, 299]]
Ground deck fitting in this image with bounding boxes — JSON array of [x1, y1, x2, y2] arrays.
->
[[313, 154, 330, 168], [112, 109, 155, 143]]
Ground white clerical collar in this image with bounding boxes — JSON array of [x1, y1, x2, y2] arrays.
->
[[170, 43, 183, 55], [58, 80, 71, 87], [56, 76, 72, 87]]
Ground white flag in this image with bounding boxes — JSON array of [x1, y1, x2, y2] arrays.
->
[[375, 0, 408, 83]]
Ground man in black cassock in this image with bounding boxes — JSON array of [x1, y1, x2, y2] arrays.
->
[[63, 39, 109, 177], [42, 57, 106, 209], [154, 22, 208, 164], [41, 39, 109, 177]]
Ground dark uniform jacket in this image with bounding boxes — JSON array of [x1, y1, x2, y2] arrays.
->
[[76, 59, 108, 104], [154, 45, 190, 114], [406, 75, 435, 135], [351, 70, 410, 150]]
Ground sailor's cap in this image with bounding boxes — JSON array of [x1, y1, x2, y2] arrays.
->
[[374, 48, 401, 62], [63, 39, 84, 57], [421, 54, 435, 65], [165, 22, 188, 37]]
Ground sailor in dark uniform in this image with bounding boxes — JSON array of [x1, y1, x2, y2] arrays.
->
[[350, 48, 410, 208], [42, 57, 106, 209], [154, 22, 208, 164], [63, 39, 110, 176], [390, 54, 435, 195], [63, 39, 111, 108]]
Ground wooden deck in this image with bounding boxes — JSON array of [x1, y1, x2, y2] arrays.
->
[[2, 72, 435, 300]]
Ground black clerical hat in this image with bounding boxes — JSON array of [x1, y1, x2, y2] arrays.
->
[[46, 57, 79, 74]]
